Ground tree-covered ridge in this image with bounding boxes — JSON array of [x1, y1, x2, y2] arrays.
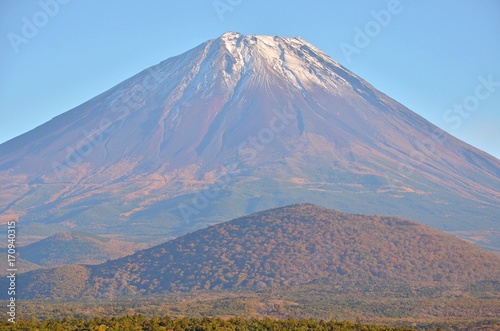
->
[[88, 204, 499, 296], [0, 315, 423, 331], [15, 204, 500, 299]]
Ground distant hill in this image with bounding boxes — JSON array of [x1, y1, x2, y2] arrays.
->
[[0, 255, 41, 276], [19, 231, 148, 266], [14, 204, 500, 300]]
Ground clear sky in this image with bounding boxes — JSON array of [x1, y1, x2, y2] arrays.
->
[[1, 0, 499, 158]]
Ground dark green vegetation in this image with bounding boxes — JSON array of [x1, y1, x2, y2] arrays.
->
[[8, 282, 500, 330], [11, 205, 499, 302], [0, 315, 423, 331]]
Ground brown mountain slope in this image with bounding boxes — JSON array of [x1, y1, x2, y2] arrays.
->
[[15, 204, 500, 300], [0, 33, 498, 249]]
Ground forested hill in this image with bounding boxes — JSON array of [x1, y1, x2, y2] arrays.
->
[[16, 204, 500, 299]]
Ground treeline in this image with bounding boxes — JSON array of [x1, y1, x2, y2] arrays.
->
[[0, 315, 423, 331]]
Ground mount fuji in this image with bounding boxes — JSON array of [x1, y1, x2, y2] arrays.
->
[[0, 32, 498, 249]]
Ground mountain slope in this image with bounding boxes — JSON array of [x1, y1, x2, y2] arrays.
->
[[19, 231, 148, 266], [0, 256, 41, 276], [0, 32, 498, 248], [15, 204, 500, 300]]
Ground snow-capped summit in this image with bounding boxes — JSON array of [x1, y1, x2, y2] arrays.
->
[[215, 32, 346, 92]]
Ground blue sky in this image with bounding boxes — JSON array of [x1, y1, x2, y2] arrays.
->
[[1, 0, 499, 157]]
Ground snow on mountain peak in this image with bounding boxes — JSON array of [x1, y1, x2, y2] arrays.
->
[[220, 31, 242, 40], [215, 32, 346, 93]]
